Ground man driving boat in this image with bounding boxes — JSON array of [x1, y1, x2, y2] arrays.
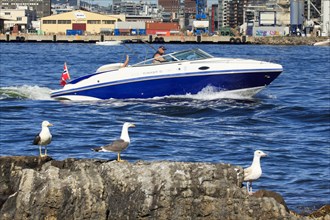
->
[[153, 46, 167, 63]]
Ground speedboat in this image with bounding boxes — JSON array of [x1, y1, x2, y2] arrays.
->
[[50, 48, 283, 101], [96, 40, 122, 46]]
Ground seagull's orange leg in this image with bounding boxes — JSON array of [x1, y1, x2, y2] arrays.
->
[[117, 153, 124, 162]]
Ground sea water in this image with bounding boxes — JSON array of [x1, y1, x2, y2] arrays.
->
[[0, 42, 329, 212]]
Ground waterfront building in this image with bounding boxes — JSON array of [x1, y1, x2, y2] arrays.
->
[[113, 1, 142, 15], [0, 0, 51, 18], [217, 0, 247, 28], [112, 0, 158, 16], [40, 10, 125, 35], [0, 17, 4, 31], [50, 0, 80, 7], [182, 0, 196, 28], [51, 4, 77, 15], [184, 0, 196, 14], [125, 15, 159, 22], [210, 4, 218, 33], [304, 0, 321, 20], [158, 0, 180, 14], [0, 6, 36, 33]]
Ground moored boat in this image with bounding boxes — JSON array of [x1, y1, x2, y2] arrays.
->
[[50, 48, 283, 101], [96, 40, 122, 46], [313, 39, 330, 46]]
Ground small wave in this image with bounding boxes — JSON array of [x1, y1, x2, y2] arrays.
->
[[165, 86, 258, 101], [0, 85, 53, 100]]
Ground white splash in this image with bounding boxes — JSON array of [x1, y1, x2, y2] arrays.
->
[[0, 85, 53, 100], [173, 86, 264, 101]]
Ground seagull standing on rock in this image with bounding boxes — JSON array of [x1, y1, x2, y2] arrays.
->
[[244, 150, 267, 195], [33, 121, 53, 157], [92, 122, 135, 162]]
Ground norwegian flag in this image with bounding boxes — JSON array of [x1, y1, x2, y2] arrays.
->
[[60, 62, 70, 86]]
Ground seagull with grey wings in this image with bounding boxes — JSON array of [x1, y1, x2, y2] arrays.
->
[[244, 150, 267, 195], [92, 122, 135, 162]]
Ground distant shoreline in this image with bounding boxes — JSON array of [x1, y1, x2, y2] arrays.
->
[[0, 34, 328, 45]]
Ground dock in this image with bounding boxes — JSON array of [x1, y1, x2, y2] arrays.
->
[[0, 34, 326, 45], [0, 34, 248, 44]]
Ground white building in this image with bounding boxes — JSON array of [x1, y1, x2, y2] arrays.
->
[[0, 6, 36, 32]]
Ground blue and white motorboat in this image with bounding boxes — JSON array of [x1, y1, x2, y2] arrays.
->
[[50, 48, 283, 101]]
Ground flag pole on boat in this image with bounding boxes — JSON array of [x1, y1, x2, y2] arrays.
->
[[60, 62, 70, 86]]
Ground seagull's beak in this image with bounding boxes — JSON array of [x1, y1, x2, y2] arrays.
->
[[262, 153, 267, 157], [48, 123, 53, 127], [130, 123, 136, 127]]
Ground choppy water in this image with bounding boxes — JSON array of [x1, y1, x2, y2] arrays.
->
[[0, 42, 329, 212]]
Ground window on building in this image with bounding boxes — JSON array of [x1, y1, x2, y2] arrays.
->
[[58, 20, 71, 24], [43, 20, 56, 24], [5, 12, 11, 15], [17, 17, 22, 21], [87, 20, 101, 24], [102, 20, 115, 24]]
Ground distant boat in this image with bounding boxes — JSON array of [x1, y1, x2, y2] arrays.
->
[[313, 39, 330, 46], [96, 40, 122, 46]]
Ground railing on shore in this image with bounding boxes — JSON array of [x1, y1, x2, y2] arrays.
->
[[0, 34, 247, 44]]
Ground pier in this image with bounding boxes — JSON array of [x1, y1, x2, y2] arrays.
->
[[0, 34, 247, 44], [0, 34, 327, 45]]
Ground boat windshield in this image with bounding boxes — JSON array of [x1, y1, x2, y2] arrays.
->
[[133, 48, 214, 66]]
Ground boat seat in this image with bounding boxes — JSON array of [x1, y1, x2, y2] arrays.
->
[[96, 63, 123, 72]]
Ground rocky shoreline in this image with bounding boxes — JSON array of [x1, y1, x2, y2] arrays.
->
[[250, 36, 330, 46], [0, 156, 329, 219]]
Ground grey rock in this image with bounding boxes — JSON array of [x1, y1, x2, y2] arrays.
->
[[0, 156, 305, 220]]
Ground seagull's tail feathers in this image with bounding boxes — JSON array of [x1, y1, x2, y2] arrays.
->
[[91, 147, 103, 152]]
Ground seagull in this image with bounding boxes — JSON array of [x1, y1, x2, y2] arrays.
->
[[244, 150, 267, 195], [33, 121, 53, 157], [92, 122, 135, 162]]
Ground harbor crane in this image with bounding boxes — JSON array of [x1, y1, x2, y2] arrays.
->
[[193, 0, 209, 35]]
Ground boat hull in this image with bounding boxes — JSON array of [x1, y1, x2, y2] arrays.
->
[[51, 71, 282, 100]]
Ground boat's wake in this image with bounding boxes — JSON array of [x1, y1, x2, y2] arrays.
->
[[175, 86, 260, 100], [0, 85, 268, 103], [0, 85, 53, 100], [140, 86, 262, 102]]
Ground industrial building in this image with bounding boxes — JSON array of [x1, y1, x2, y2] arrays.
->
[[40, 10, 125, 35]]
